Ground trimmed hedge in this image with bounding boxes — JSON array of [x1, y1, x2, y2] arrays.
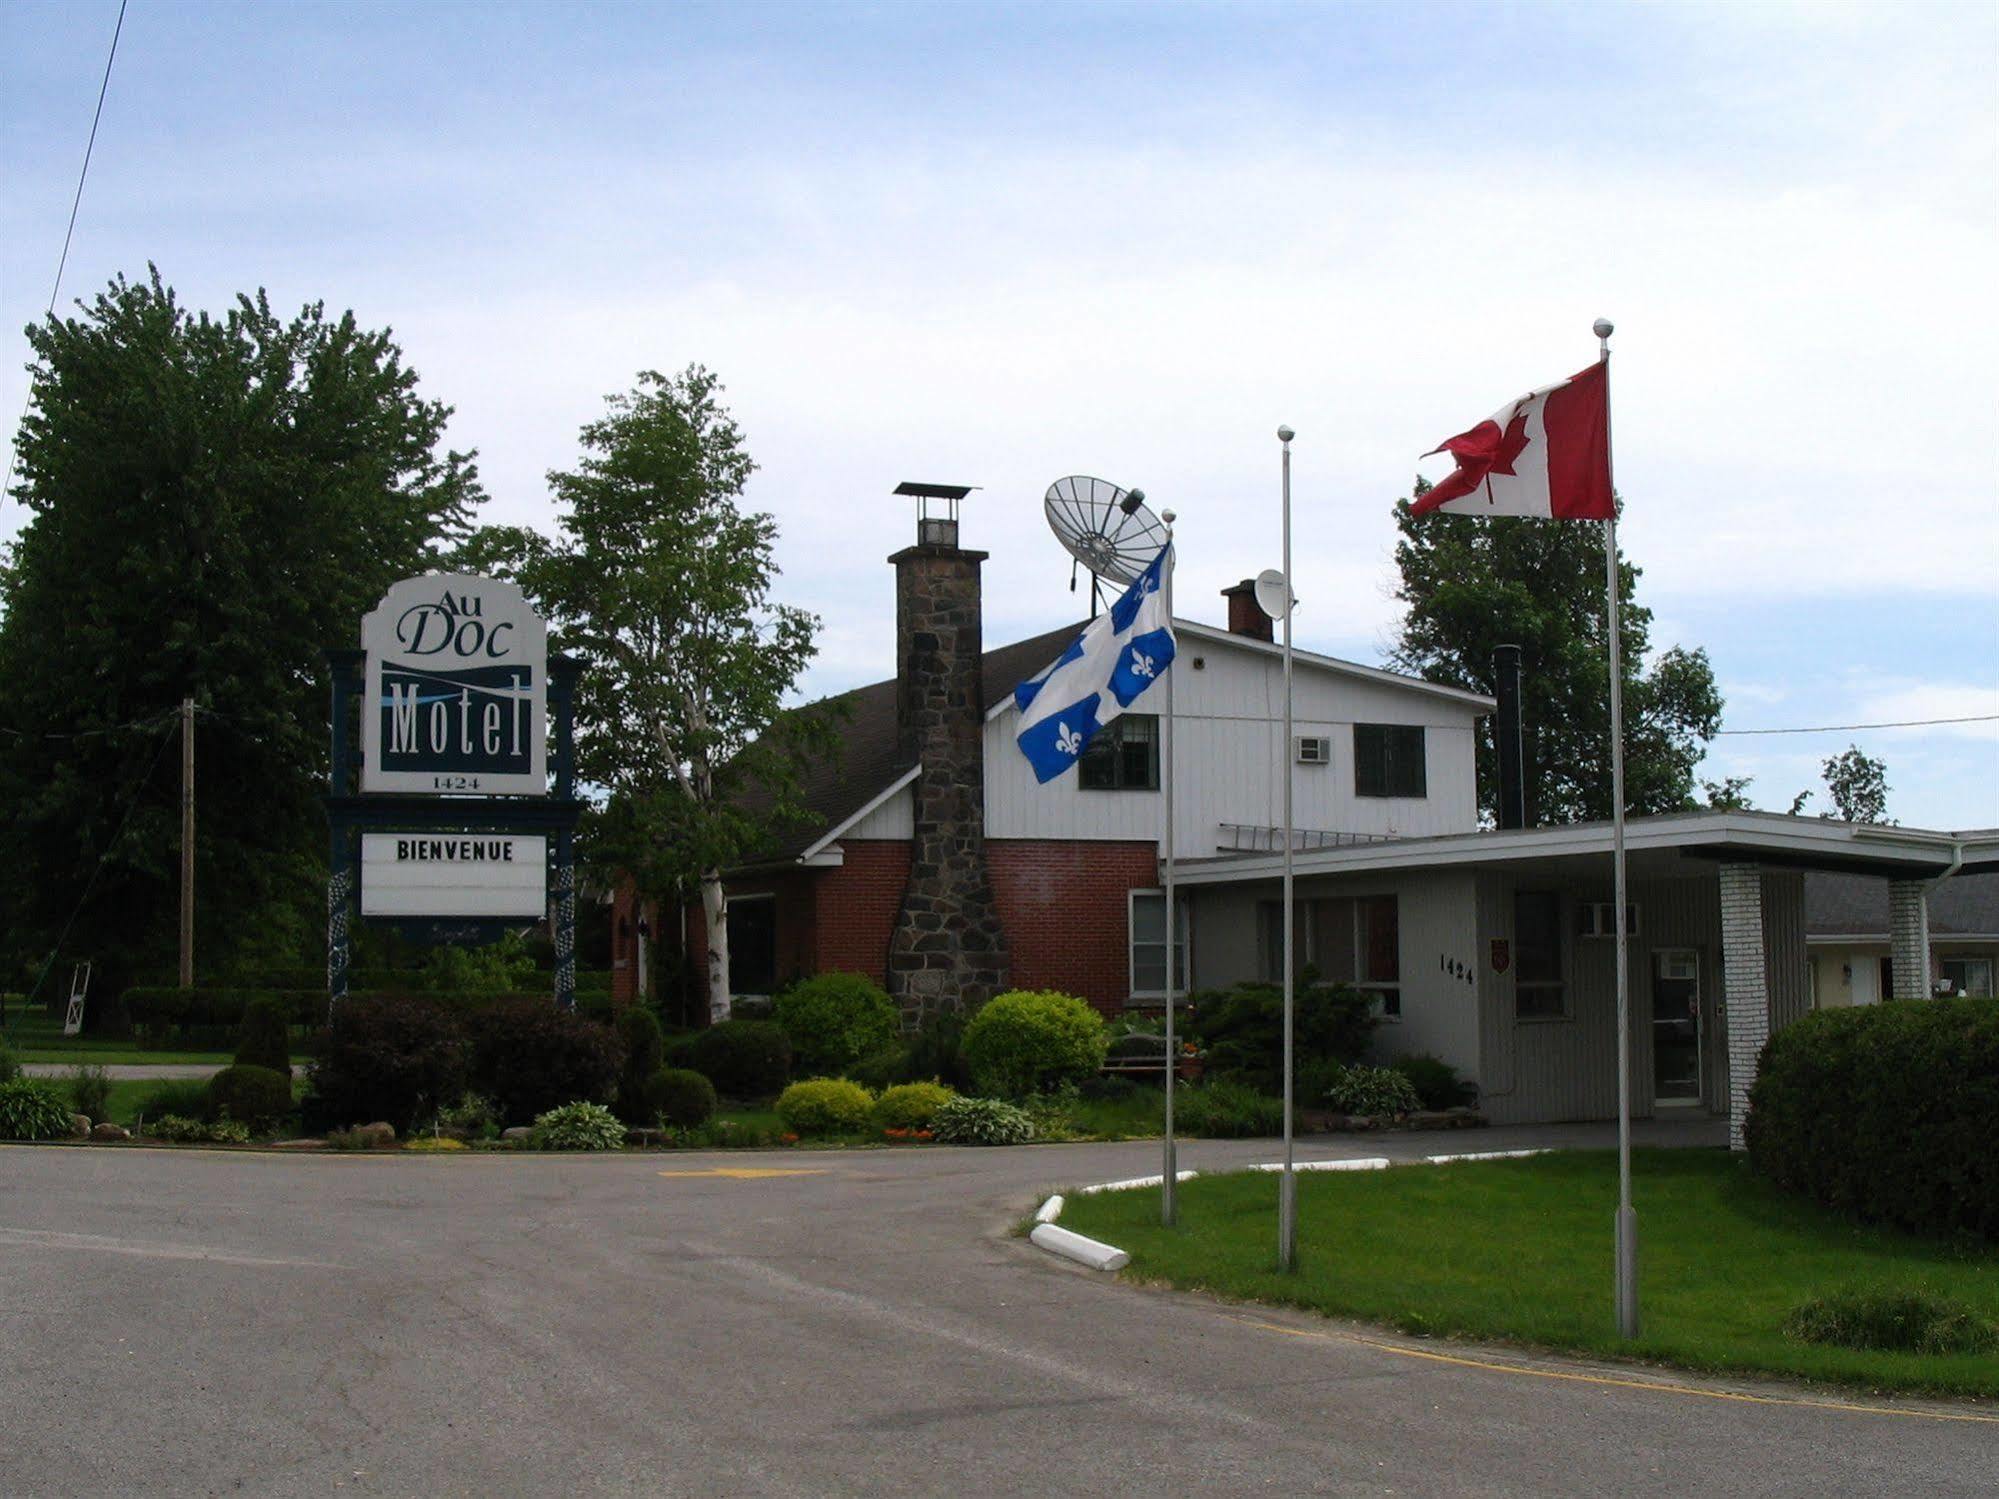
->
[[1186, 981, 1376, 1093], [874, 1081, 955, 1131], [1744, 998, 1998, 1242], [961, 990, 1108, 1098], [234, 997, 293, 1075], [304, 994, 469, 1135], [470, 999, 624, 1126], [775, 973, 900, 1078], [672, 1019, 792, 1100], [206, 1065, 293, 1130], [775, 1078, 875, 1137]]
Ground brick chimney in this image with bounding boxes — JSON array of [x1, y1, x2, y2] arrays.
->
[[1221, 579, 1273, 642], [883, 485, 1010, 1025]]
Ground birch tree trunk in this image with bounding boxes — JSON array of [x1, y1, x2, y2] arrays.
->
[[701, 869, 731, 1025]]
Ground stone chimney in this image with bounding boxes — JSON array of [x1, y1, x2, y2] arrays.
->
[[883, 485, 1010, 1025], [1221, 579, 1274, 642]]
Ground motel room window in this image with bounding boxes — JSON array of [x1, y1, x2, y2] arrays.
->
[[1129, 890, 1190, 998], [1354, 724, 1426, 798], [1080, 714, 1159, 790], [726, 894, 777, 998], [1514, 889, 1566, 1019], [1940, 956, 1994, 997], [1257, 894, 1400, 1017]]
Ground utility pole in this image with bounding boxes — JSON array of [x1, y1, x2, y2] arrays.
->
[[179, 696, 194, 989]]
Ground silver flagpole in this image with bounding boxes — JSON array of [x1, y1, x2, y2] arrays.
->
[[1161, 513, 1179, 1227], [1277, 425, 1298, 1272], [1596, 316, 1639, 1340]]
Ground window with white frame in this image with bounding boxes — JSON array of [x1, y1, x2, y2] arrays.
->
[[1130, 889, 1190, 998], [1939, 955, 1994, 997], [1255, 894, 1400, 1017]]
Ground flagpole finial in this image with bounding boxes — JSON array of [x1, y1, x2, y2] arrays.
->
[[1593, 318, 1614, 340], [1276, 425, 1295, 443], [1161, 509, 1176, 526]]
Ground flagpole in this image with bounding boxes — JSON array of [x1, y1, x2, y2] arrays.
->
[[1277, 424, 1298, 1273], [1161, 514, 1179, 1227], [1596, 316, 1639, 1340]]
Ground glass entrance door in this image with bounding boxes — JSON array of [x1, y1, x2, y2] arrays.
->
[[1651, 949, 1702, 1104]]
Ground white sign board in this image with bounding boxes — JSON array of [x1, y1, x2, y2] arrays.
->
[[360, 835, 548, 918], [360, 573, 548, 795]]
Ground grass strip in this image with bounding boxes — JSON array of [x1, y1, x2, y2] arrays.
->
[[1058, 1148, 1999, 1399]]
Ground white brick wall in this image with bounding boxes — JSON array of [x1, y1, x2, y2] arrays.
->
[[1719, 862, 1767, 1151], [1888, 880, 1932, 999]]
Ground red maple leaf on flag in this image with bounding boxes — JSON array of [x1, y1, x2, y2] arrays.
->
[[1418, 400, 1532, 506], [1490, 402, 1532, 475]]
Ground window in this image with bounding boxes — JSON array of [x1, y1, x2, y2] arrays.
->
[[1514, 890, 1565, 1019], [1079, 714, 1159, 790], [726, 894, 777, 997], [1940, 956, 1994, 997], [1129, 890, 1190, 997], [1354, 723, 1426, 798], [1256, 894, 1400, 1017]]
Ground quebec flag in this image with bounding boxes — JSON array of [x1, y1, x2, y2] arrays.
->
[[1013, 543, 1176, 784]]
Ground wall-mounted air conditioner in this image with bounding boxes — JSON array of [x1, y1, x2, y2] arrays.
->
[[1578, 902, 1640, 938], [1296, 736, 1331, 765]]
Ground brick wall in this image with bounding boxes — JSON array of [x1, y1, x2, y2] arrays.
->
[[1718, 861, 1767, 1152], [987, 839, 1159, 1015], [813, 841, 912, 981]]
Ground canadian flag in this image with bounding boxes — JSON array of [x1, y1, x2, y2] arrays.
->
[[1411, 361, 1613, 520]]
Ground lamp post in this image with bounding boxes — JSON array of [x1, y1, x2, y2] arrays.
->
[[1276, 424, 1298, 1272]]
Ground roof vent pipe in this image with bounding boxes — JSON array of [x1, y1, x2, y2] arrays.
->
[[1493, 644, 1526, 830]]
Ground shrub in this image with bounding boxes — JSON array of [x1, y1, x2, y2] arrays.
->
[[1018, 1083, 1084, 1142], [403, 1135, 467, 1152], [907, 1010, 972, 1092], [304, 994, 468, 1135], [1176, 1080, 1288, 1139], [529, 1100, 628, 1151], [234, 996, 292, 1075], [1784, 1287, 1996, 1356], [1186, 981, 1376, 1093], [678, 1019, 791, 1100], [0, 1034, 20, 1082], [1744, 998, 1999, 1241], [929, 1095, 1033, 1146], [0, 1077, 74, 1140], [1322, 1063, 1421, 1117], [846, 1045, 912, 1092], [69, 1064, 113, 1122], [1389, 1053, 1476, 1111], [613, 1006, 667, 1124], [634, 1068, 718, 1128], [961, 990, 1108, 1098], [436, 1093, 501, 1140], [140, 1077, 212, 1123], [775, 973, 901, 1078], [145, 1114, 251, 1145], [418, 933, 536, 993], [470, 998, 624, 1126], [874, 1081, 956, 1131], [206, 1065, 294, 1130], [775, 1078, 875, 1137]]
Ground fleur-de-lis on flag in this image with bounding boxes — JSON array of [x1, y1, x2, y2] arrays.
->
[[1129, 648, 1155, 680], [1056, 721, 1083, 756]]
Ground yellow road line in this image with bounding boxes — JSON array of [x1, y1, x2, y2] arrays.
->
[[1245, 1320, 1997, 1425], [656, 1166, 827, 1180]]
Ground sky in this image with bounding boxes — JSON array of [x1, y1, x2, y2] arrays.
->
[[3, 0, 1994, 829]]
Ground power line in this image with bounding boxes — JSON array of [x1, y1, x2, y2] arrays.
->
[[1715, 714, 1998, 737], [3, 0, 130, 503]]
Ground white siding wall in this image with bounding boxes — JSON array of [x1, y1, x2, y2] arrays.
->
[[983, 631, 1483, 850], [842, 789, 913, 840]]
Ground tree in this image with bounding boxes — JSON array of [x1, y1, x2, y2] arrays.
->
[[1818, 745, 1892, 824], [474, 367, 829, 1023], [1388, 482, 1723, 825], [0, 269, 480, 1013]]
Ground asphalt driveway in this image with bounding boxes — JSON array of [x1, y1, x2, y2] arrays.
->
[[1, 1122, 1987, 1497]]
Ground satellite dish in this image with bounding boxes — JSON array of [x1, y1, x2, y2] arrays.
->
[[1253, 567, 1294, 621], [1044, 475, 1169, 615]]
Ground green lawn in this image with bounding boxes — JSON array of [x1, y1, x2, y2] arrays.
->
[[1058, 1149, 1999, 1398], [3, 1009, 235, 1066]]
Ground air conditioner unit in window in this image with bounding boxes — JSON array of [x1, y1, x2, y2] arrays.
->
[[1578, 902, 1640, 938], [1296, 735, 1331, 765]]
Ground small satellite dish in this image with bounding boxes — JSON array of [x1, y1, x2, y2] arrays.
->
[[1253, 567, 1294, 622], [1044, 475, 1169, 615]]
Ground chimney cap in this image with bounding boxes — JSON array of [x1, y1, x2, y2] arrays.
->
[[893, 482, 976, 501]]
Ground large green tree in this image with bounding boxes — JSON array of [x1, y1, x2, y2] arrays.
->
[[1388, 482, 1722, 825], [467, 367, 830, 1023], [0, 269, 481, 1011]]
